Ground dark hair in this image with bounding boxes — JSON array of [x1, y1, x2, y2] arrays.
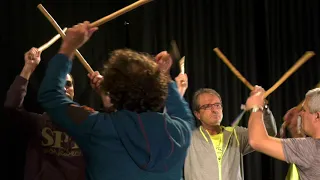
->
[[192, 88, 222, 112], [101, 49, 168, 113]]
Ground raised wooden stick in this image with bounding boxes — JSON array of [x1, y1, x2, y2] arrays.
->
[[264, 51, 315, 98], [213, 47, 255, 90], [38, 27, 67, 52], [90, 0, 153, 27], [37, 4, 94, 73], [179, 56, 185, 74]]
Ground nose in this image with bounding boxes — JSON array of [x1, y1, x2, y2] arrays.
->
[[64, 87, 67, 92], [210, 105, 220, 111], [210, 108, 219, 113]]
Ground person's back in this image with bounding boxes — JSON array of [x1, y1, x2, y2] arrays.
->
[[82, 110, 190, 180], [37, 22, 194, 180]]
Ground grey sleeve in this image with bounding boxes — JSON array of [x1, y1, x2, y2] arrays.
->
[[263, 106, 277, 137], [235, 126, 254, 155], [237, 107, 277, 155], [281, 138, 316, 168]]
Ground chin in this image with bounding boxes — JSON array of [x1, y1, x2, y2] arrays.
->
[[215, 119, 222, 125], [210, 121, 221, 126]]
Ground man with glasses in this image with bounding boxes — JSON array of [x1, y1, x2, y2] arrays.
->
[[184, 88, 277, 180]]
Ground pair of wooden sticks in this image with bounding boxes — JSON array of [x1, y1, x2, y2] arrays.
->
[[36, 0, 153, 73], [214, 48, 315, 127], [213, 48, 315, 99]]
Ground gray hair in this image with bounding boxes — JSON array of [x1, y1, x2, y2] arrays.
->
[[305, 88, 320, 113], [192, 88, 222, 112]]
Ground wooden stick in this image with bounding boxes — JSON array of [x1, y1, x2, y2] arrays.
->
[[213, 48, 255, 90], [179, 56, 185, 74], [37, 4, 94, 73], [264, 51, 315, 98], [38, 27, 67, 52], [90, 0, 153, 27]]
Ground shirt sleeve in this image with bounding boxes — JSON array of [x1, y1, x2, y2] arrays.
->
[[281, 138, 317, 168], [37, 53, 101, 148]]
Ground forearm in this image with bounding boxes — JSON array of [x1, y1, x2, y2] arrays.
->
[[4, 74, 30, 108], [165, 82, 194, 128], [248, 111, 269, 148], [58, 43, 75, 60], [177, 87, 187, 97], [249, 111, 286, 160], [38, 54, 74, 110], [37, 53, 93, 139], [20, 65, 34, 80], [100, 94, 113, 110]]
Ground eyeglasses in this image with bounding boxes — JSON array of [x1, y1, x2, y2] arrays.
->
[[198, 103, 223, 110], [65, 80, 73, 87]]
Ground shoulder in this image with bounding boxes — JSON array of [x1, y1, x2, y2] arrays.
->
[[225, 126, 248, 133], [67, 104, 98, 124]]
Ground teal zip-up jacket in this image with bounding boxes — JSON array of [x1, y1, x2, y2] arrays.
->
[[38, 54, 194, 180]]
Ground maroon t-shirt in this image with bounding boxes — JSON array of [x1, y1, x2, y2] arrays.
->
[[4, 76, 86, 180]]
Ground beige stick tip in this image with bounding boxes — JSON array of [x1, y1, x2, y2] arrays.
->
[[306, 51, 316, 55]]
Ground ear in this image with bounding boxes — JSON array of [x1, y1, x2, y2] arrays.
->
[[316, 112, 320, 119], [194, 111, 201, 120]]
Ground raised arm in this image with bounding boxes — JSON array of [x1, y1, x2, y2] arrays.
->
[[87, 71, 115, 112], [5, 48, 41, 109], [37, 21, 99, 146], [155, 51, 194, 129], [247, 86, 285, 161], [4, 48, 45, 137], [175, 73, 188, 97], [165, 81, 194, 129]]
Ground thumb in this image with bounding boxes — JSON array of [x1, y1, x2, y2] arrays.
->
[[87, 73, 93, 79], [36, 50, 42, 58], [88, 27, 98, 38]]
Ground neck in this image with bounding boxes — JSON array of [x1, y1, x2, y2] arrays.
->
[[202, 124, 221, 135], [313, 130, 320, 139]]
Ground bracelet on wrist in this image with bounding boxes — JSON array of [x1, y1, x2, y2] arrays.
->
[[251, 105, 264, 113]]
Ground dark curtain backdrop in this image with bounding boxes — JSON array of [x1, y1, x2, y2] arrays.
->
[[1, 0, 320, 180]]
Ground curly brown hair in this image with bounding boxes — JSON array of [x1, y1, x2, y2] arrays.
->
[[101, 49, 169, 113]]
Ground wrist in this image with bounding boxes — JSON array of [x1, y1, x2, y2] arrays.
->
[[23, 64, 36, 72], [58, 43, 75, 60], [20, 65, 34, 80], [251, 105, 264, 113]]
